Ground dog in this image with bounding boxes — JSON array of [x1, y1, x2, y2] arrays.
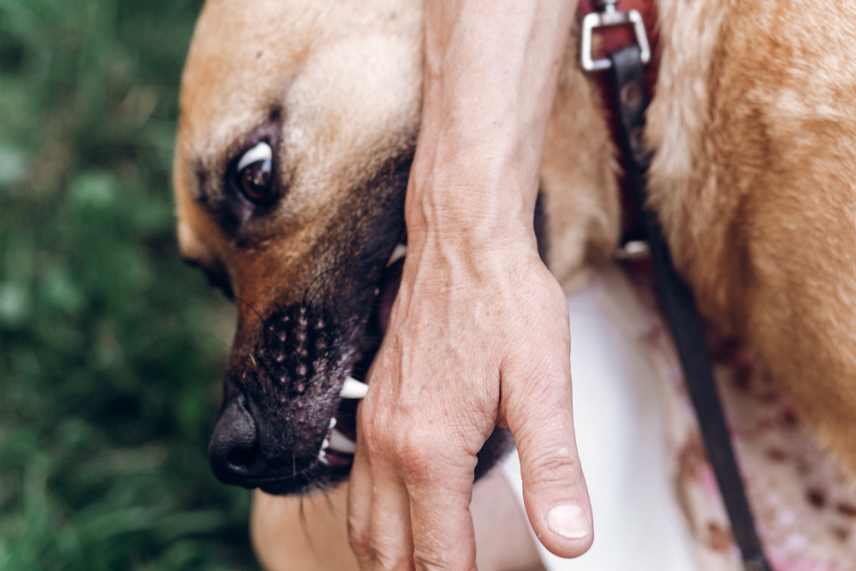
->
[[174, 1, 856, 569]]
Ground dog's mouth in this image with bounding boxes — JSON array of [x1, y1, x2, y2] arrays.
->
[[211, 238, 509, 495], [209, 241, 407, 495], [296, 243, 406, 477]]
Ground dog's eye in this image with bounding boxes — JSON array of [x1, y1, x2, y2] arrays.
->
[[232, 142, 274, 204]]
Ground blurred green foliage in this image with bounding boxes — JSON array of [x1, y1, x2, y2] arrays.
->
[[0, 1, 257, 569]]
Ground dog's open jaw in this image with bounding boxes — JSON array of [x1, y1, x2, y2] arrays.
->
[[316, 244, 404, 468], [318, 244, 407, 468], [204, 240, 411, 495], [220, 234, 516, 496]]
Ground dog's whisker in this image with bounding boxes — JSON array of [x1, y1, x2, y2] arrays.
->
[[301, 493, 332, 563], [298, 495, 317, 554], [322, 487, 336, 516], [234, 294, 265, 325]]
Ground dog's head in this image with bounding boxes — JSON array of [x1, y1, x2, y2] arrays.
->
[[174, 0, 510, 494]]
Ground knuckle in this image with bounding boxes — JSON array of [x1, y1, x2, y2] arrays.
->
[[412, 550, 448, 571], [371, 551, 413, 571], [504, 382, 570, 433], [399, 448, 433, 476], [363, 533, 413, 571], [413, 548, 472, 571], [396, 431, 444, 476], [526, 448, 579, 488], [360, 411, 442, 469]]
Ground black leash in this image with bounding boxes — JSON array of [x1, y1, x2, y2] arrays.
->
[[606, 45, 772, 571]]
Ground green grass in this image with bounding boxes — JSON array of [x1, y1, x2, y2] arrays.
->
[[0, 1, 257, 569]]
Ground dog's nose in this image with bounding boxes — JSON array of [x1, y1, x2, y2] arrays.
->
[[208, 396, 263, 485]]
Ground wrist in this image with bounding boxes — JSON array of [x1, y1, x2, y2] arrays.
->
[[404, 148, 539, 248], [405, 190, 535, 250], [405, 208, 534, 251], [404, 211, 538, 264]]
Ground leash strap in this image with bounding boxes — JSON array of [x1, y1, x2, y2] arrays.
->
[[606, 45, 772, 571]]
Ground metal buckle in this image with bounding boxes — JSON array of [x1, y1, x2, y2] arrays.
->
[[581, 1, 652, 72]]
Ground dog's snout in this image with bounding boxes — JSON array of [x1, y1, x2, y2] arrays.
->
[[208, 396, 262, 486], [205, 302, 360, 493]]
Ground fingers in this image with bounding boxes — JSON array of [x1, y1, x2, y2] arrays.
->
[[350, 413, 417, 571], [368, 459, 414, 569], [399, 429, 478, 571], [406, 473, 478, 571], [351, 389, 480, 571], [347, 430, 375, 569], [502, 348, 593, 558]]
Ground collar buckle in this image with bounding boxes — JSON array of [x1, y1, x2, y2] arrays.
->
[[581, 0, 652, 72]]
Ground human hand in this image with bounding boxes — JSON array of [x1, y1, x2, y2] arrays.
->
[[347, 231, 593, 570]]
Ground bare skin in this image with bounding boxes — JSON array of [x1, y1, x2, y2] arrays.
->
[[348, 1, 593, 569], [252, 471, 542, 571], [175, 1, 856, 569]]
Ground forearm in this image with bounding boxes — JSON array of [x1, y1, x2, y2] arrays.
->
[[407, 0, 576, 244], [353, 6, 592, 566]]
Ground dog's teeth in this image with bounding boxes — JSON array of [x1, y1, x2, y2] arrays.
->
[[318, 450, 329, 465], [329, 429, 356, 454], [328, 417, 337, 430], [385, 244, 406, 267], [340, 376, 369, 399]]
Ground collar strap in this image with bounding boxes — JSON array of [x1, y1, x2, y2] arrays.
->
[[578, 3, 774, 568], [577, 0, 660, 245]]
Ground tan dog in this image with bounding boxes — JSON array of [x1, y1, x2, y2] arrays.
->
[[174, 0, 856, 568]]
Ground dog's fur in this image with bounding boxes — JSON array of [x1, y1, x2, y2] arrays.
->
[[175, 0, 856, 567]]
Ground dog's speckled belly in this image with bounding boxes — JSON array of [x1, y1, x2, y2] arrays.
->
[[639, 292, 856, 570]]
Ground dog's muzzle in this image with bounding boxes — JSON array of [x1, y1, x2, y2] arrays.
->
[[205, 242, 511, 493], [205, 246, 405, 492]]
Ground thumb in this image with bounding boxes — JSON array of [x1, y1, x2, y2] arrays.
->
[[502, 349, 593, 558]]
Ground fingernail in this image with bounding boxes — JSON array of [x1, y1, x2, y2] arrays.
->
[[547, 503, 590, 539]]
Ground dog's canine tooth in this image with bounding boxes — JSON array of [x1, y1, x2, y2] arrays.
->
[[318, 434, 331, 467], [329, 429, 356, 454], [328, 417, 337, 430], [385, 243, 406, 267], [340, 376, 369, 399]]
